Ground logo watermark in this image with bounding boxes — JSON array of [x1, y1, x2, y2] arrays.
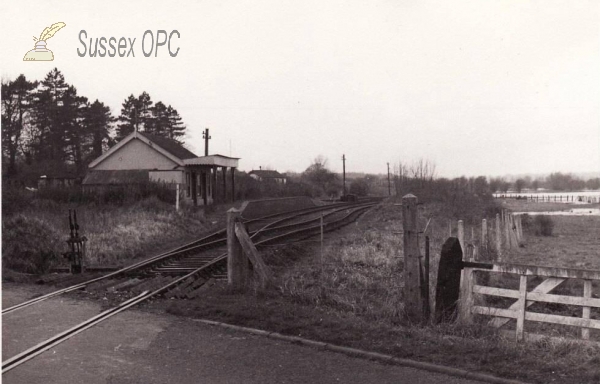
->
[[77, 30, 180, 58], [23, 22, 66, 61]]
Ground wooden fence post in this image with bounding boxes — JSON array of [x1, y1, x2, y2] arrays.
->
[[582, 280, 592, 340], [504, 211, 511, 249], [495, 213, 501, 259], [457, 220, 465, 253], [459, 243, 475, 324], [176, 184, 180, 211], [482, 219, 487, 252], [514, 215, 521, 243], [509, 214, 519, 248], [516, 275, 528, 341], [424, 236, 431, 318], [234, 222, 272, 288], [227, 208, 248, 289], [402, 194, 424, 323]]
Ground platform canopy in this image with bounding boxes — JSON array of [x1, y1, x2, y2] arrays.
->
[[183, 154, 239, 168]]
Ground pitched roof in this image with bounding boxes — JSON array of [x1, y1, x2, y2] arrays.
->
[[88, 131, 199, 169], [82, 170, 149, 185], [137, 132, 198, 160], [249, 170, 286, 178]]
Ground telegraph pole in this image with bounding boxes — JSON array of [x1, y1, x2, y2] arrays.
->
[[387, 162, 391, 196], [203, 128, 211, 156], [201, 128, 212, 206], [342, 154, 346, 196]]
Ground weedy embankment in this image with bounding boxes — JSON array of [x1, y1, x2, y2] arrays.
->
[[2, 185, 212, 275]]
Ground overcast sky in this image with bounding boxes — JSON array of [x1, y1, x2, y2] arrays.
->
[[2, 0, 598, 177]]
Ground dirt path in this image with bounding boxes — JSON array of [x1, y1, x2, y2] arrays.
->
[[2, 284, 487, 384]]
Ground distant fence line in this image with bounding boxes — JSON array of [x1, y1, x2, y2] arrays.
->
[[448, 210, 523, 263], [495, 194, 600, 204]]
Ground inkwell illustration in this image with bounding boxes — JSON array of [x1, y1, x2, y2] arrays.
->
[[23, 22, 66, 61]]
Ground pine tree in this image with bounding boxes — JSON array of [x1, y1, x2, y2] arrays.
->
[[61, 85, 88, 172], [116, 92, 155, 139], [137, 91, 154, 133], [83, 100, 114, 162], [3, 69, 115, 179], [1, 75, 37, 176], [151, 101, 170, 137], [116, 94, 139, 141], [165, 105, 186, 143], [30, 68, 71, 165]]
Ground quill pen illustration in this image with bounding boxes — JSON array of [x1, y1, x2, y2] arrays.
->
[[36, 22, 66, 42], [24, 22, 66, 61]]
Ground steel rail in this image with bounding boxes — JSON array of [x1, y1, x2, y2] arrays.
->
[[136, 203, 373, 274], [256, 204, 375, 246], [249, 201, 375, 241], [1, 231, 225, 315], [2, 200, 378, 315], [2, 201, 377, 373], [257, 201, 376, 235], [2, 291, 150, 373]]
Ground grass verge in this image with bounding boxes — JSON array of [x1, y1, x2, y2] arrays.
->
[[166, 199, 600, 384]]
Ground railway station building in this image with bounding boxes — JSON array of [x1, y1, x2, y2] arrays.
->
[[83, 131, 239, 206]]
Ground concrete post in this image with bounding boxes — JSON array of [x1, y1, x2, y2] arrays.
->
[[457, 220, 465, 253]]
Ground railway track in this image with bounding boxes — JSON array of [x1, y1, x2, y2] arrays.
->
[[2, 199, 379, 373], [2, 199, 374, 315]]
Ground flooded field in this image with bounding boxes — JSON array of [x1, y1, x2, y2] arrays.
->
[[494, 190, 600, 204], [516, 208, 600, 216]]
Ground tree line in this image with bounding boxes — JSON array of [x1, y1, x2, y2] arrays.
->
[[392, 160, 599, 194], [490, 173, 600, 193], [1, 68, 186, 182]]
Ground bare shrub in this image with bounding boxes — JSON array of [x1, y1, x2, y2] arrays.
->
[[2, 214, 62, 273]]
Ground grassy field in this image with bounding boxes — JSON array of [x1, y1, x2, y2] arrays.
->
[[165, 197, 600, 384], [500, 199, 600, 269]]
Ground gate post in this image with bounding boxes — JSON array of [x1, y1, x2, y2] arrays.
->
[[227, 208, 248, 289], [402, 194, 424, 323]]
